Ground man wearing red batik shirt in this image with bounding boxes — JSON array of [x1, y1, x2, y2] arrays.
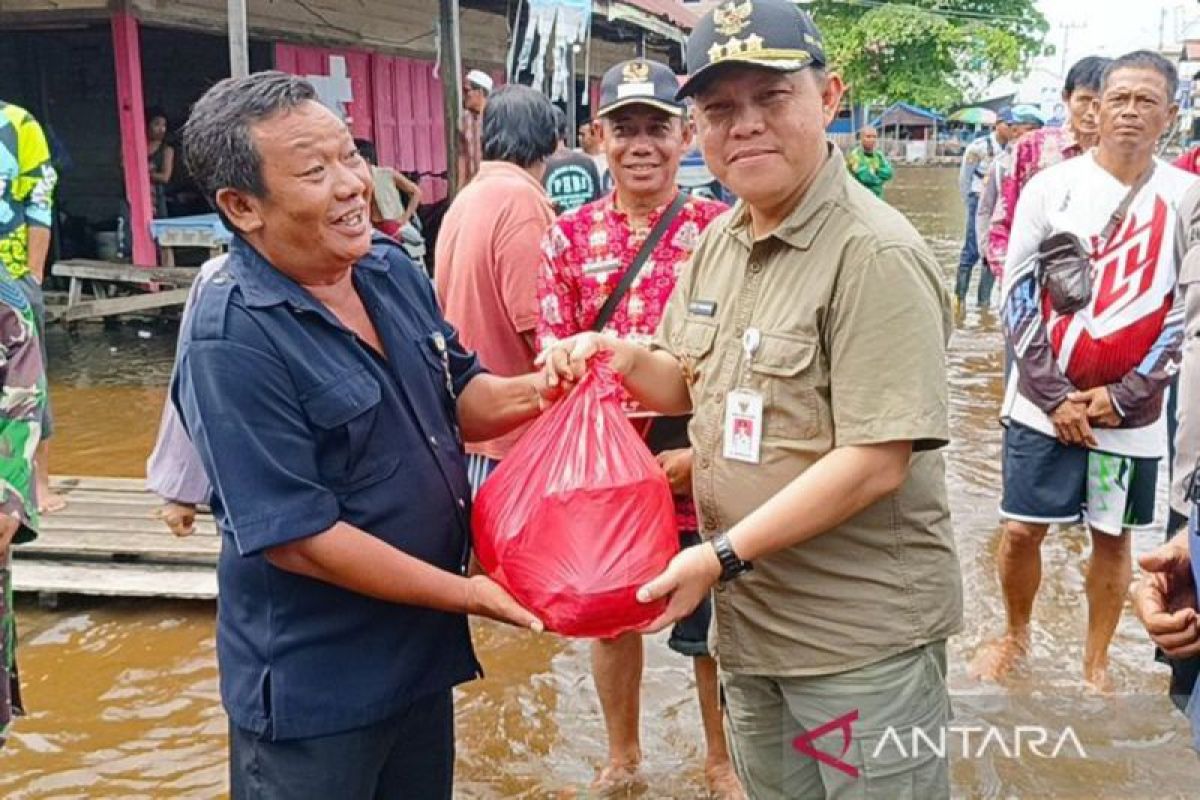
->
[[536, 59, 740, 798]]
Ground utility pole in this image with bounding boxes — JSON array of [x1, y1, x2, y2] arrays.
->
[[439, 0, 464, 197], [227, 0, 249, 78], [1059, 20, 1085, 77], [567, 44, 578, 148]]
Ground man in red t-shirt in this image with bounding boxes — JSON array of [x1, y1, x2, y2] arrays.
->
[[538, 59, 741, 798], [437, 85, 558, 494]]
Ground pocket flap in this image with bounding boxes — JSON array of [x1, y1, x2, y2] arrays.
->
[[750, 332, 818, 378], [679, 318, 719, 358], [300, 367, 382, 429]]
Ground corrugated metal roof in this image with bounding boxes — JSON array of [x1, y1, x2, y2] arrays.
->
[[619, 0, 701, 31]]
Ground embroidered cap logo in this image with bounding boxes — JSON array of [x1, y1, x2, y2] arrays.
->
[[713, 0, 753, 37], [622, 60, 651, 83]]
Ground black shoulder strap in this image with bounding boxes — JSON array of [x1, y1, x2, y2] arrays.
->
[[592, 192, 688, 332], [1099, 164, 1155, 247]]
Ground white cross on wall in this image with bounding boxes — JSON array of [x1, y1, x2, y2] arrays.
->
[[305, 56, 354, 120]]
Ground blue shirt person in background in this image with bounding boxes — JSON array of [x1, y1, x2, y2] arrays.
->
[[174, 72, 547, 800]]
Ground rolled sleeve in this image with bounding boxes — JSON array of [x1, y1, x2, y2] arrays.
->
[[175, 338, 339, 556], [829, 244, 951, 450]]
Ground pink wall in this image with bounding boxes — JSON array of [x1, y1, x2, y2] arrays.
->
[[276, 44, 449, 202]]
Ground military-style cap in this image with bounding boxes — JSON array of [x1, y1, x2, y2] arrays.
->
[[678, 0, 826, 99], [597, 59, 684, 118]]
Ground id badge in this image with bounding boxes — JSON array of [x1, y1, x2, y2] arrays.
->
[[723, 389, 763, 464]]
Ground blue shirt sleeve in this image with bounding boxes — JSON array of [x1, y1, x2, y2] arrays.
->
[[175, 330, 340, 557]]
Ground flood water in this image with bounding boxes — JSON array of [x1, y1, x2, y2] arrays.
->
[[1, 166, 1198, 798]]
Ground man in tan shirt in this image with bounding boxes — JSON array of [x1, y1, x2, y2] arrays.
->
[[541, 1, 961, 796]]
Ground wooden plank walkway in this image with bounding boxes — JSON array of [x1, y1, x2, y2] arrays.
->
[[48, 260, 199, 323], [11, 476, 219, 601]]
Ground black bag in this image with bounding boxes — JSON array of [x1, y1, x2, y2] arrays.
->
[[1037, 231, 1094, 315], [590, 192, 691, 454], [1037, 166, 1153, 315]]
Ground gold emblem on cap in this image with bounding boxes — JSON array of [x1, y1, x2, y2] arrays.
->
[[622, 60, 651, 83], [713, 0, 753, 38], [708, 32, 765, 64]]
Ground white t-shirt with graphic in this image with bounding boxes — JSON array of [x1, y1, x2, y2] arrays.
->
[[1001, 152, 1197, 458]]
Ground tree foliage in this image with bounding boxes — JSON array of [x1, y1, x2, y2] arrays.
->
[[808, 0, 1050, 110]]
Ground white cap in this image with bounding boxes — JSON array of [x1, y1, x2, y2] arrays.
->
[[466, 69, 494, 93]]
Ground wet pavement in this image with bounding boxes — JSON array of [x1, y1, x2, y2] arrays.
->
[[0, 166, 1197, 798]]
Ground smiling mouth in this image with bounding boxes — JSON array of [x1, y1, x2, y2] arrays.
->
[[625, 164, 660, 173], [730, 149, 774, 163], [332, 207, 366, 228]]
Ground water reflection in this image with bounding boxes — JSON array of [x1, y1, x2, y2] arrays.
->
[[0, 167, 1195, 798]]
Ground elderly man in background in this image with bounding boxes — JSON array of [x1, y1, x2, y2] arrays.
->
[[845, 124, 892, 198], [542, 1, 961, 795], [974, 52, 1195, 691], [537, 58, 739, 797], [436, 84, 558, 493], [458, 69, 493, 187], [176, 71, 551, 799]]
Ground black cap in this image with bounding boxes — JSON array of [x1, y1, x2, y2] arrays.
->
[[678, 0, 826, 99], [597, 59, 685, 118]]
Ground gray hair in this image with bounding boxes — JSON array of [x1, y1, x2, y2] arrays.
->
[[481, 85, 558, 168], [182, 70, 318, 204], [1102, 50, 1179, 101]]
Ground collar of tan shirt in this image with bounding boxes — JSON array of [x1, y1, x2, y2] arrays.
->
[[726, 142, 845, 252]]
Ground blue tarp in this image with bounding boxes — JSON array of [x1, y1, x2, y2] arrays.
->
[[869, 102, 945, 129]]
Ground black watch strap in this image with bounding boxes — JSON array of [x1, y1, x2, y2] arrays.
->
[[711, 533, 753, 583]]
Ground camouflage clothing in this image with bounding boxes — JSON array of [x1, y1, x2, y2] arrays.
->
[[0, 273, 44, 748]]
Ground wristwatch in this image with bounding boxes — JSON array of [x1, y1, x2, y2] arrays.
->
[[711, 532, 753, 583]]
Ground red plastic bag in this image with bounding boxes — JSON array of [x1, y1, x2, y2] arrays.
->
[[472, 360, 679, 637]]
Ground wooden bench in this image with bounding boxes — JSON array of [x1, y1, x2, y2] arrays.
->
[[49, 259, 199, 323]]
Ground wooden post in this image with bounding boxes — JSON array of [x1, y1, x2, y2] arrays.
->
[[567, 44, 577, 148], [227, 0, 249, 78], [111, 9, 156, 267], [439, 0, 463, 197]]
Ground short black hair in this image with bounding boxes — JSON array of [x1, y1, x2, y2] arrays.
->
[[183, 70, 318, 204], [552, 105, 568, 143], [1064, 56, 1111, 96], [354, 138, 378, 165], [146, 106, 168, 126], [1102, 50, 1179, 100], [481, 84, 558, 167]]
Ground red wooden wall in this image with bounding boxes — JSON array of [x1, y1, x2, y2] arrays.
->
[[275, 44, 450, 202]]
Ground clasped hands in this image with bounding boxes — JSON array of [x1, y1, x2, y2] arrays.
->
[[1051, 386, 1121, 447]]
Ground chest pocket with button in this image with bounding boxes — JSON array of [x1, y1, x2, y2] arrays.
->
[[678, 317, 719, 390], [747, 331, 826, 440], [300, 366, 399, 492], [412, 333, 460, 429]]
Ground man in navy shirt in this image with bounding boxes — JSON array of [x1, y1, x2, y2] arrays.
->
[[176, 71, 547, 799]]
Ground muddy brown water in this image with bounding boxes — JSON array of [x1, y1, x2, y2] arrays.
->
[[1, 167, 1197, 798]]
